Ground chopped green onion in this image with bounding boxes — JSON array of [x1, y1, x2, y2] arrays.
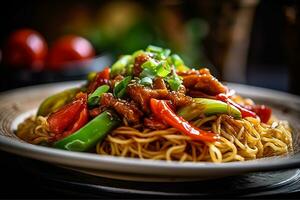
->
[[141, 59, 158, 69], [140, 77, 153, 86], [113, 76, 132, 98], [140, 68, 156, 79], [111, 55, 132, 77], [88, 85, 110, 107], [157, 49, 171, 60], [166, 73, 182, 91], [146, 45, 163, 53], [167, 54, 190, 71], [168, 54, 184, 67], [156, 61, 171, 77]]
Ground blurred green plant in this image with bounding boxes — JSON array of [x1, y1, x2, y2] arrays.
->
[[63, 1, 210, 69]]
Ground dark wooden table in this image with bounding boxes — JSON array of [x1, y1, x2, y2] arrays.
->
[[1, 149, 300, 199]]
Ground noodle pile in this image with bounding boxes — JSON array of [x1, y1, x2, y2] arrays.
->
[[16, 112, 293, 163], [16, 116, 53, 144], [98, 115, 292, 163]]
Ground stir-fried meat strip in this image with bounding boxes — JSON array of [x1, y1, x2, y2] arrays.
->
[[153, 77, 167, 90], [177, 68, 210, 76], [183, 74, 227, 96], [100, 93, 143, 124], [144, 116, 169, 130], [127, 84, 168, 112], [166, 91, 192, 107], [187, 90, 216, 99], [179, 68, 227, 96], [127, 84, 192, 112], [133, 54, 150, 77], [177, 85, 187, 94]]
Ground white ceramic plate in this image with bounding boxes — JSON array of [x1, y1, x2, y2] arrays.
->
[[0, 81, 299, 182]]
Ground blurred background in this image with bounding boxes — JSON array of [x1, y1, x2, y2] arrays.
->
[[0, 0, 299, 95]]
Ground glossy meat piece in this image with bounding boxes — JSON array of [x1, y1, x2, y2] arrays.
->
[[144, 116, 169, 130], [127, 84, 168, 112], [183, 74, 227, 95], [100, 93, 143, 124], [166, 91, 192, 108], [133, 54, 150, 77], [177, 68, 210, 76], [127, 84, 192, 112], [153, 77, 167, 90]]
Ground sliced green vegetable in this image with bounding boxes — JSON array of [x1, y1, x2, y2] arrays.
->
[[110, 55, 132, 77], [113, 76, 132, 98], [141, 59, 158, 69], [166, 72, 182, 91], [146, 45, 163, 53], [167, 54, 189, 71], [140, 77, 153, 86], [177, 98, 242, 121], [139, 68, 156, 79], [156, 61, 171, 77], [37, 88, 78, 117], [157, 49, 171, 60], [53, 111, 120, 152], [88, 85, 110, 107]]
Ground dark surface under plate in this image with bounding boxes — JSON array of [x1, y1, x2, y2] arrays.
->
[[1, 151, 300, 199]]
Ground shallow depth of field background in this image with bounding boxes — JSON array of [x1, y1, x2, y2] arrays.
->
[[0, 0, 299, 95]]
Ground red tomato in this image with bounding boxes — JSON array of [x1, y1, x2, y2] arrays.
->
[[47, 35, 95, 70], [3, 29, 48, 70]]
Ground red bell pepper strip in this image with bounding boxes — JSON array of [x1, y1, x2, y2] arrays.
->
[[87, 67, 110, 93], [48, 92, 88, 140], [59, 106, 89, 139], [216, 93, 256, 118], [47, 100, 84, 134], [246, 105, 272, 123], [150, 98, 218, 143]]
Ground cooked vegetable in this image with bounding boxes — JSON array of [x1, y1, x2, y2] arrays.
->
[[61, 106, 88, 139], [246, 105, 272, 123], [47, 93, 87, 135], [37, 88, 78, 116], [87, 67, 110, 93], [113, 76, 132, 98], [150, 98, 218, 143], [178, 98, 242, 121], [110, 55, 132, 77], [165, 71, 182, 91], [216, 94, 256, 118], [53, 111, 120, 151], [167, 54, 189, 71], [88, 85, 110, 107], [146, 45, 164, 53], [140, 77, 153, 86]]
